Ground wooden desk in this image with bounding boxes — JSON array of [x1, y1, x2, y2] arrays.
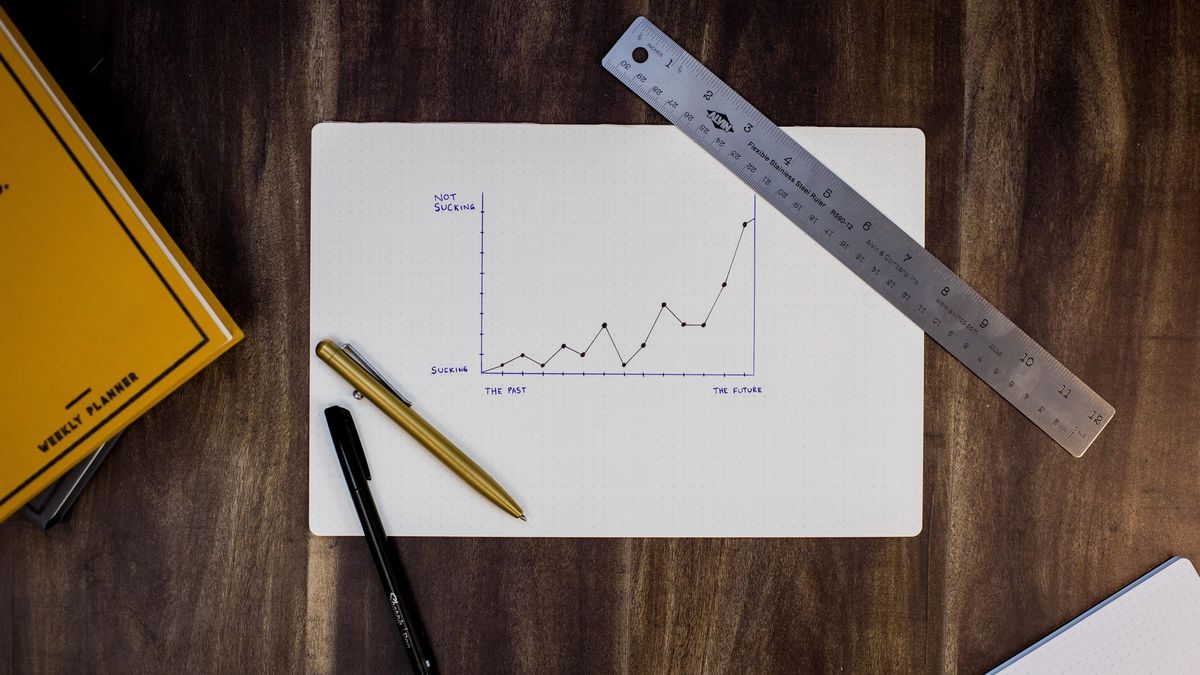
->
[[2, 2, 1197, 672]]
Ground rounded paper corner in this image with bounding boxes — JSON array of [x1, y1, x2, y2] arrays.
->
[[308, 518, 332, 537], [311, 121, 339, 144], [902, 516, 924, 538], [906, 127, 927, 148]]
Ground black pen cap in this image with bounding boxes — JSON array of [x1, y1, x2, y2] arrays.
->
[[324, 405, 371, 490]]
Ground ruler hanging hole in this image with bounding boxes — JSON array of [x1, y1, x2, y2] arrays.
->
[[632, 47, 648, 63]]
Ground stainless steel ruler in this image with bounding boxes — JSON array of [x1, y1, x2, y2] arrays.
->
[[603, 17, 1113, 456]]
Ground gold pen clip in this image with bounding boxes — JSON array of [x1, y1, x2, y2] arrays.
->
[[340, 343, 413, 406]]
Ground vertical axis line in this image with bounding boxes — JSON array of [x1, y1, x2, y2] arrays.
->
[[752, 194, 756, 376], [475, 192, 480, 372]]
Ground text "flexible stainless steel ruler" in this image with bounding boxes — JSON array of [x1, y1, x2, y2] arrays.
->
[[603, 17, 1113, 456]]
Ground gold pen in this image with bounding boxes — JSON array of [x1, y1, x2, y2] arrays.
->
[[316, 339, 525, 521]]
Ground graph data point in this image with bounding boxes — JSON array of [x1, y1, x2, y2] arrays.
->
[[742, 221, 748, 228], [722, 282, 727, 287], [681, 322, 687, 327], [701, 322, 707, 327], [662, 302, 667, 307], [641, 343, 646, 348], [602, 322, 607, 328], [580, 352, 586, 357], [540, 363, 545, 368], [561, 343, 567, 349], [622, 363, 627, 367]]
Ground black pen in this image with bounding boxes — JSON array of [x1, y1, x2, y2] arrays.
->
[[324, 405, 435, 674]]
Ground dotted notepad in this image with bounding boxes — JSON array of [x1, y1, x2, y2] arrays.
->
[[309, 124, 925, 536], [991, 557, 1200, 673]]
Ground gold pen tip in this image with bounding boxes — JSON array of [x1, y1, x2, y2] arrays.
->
[[519, 515, 527, 522]]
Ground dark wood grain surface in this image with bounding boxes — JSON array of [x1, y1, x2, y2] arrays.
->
[[2, 1, 1197, 672]]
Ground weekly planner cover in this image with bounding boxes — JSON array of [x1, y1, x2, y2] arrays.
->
[[0, 10, 242, 522]]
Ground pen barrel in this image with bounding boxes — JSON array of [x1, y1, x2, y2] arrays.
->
[[386, 406, 523, 518], [317, 341, 524, 518], [351, 488, 436, 674]]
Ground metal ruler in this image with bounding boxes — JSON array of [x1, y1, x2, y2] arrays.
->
[[602, 17, 1114, 457]]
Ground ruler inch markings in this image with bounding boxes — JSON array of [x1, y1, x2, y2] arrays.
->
[[602, 16, 1114, 457]]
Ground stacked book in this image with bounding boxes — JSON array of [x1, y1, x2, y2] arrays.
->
[[0, 9, 242, 523]]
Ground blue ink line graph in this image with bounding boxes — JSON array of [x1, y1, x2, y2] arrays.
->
[[479, 193, 757, 377]]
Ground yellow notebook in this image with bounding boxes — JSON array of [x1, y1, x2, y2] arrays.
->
[[0, 10, 242, 522]]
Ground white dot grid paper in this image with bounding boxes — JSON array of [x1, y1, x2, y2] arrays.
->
[[309, 124, 925, 537], [990, 557, 1200, 674]]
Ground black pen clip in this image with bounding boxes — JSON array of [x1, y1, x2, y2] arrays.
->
[[341, 343, 413, 407], [324, 405, 371, 486]]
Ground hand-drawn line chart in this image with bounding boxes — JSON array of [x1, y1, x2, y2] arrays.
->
[[478, 193, 757, 377]]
